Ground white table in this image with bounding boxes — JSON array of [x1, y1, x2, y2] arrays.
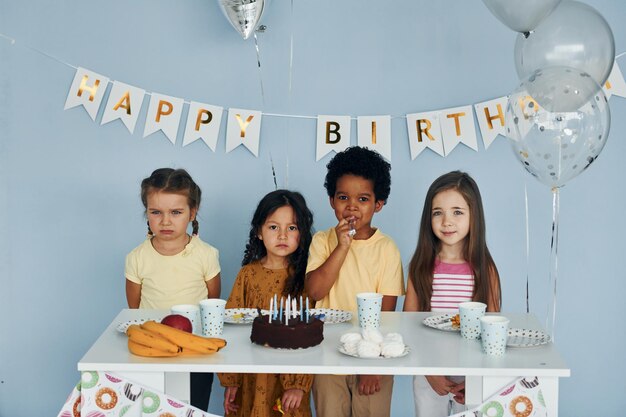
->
[[78, 309, 570, 415]]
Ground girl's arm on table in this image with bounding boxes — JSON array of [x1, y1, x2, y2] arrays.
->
[[206, 272, 221, 299], [126, 280, 141, 309]]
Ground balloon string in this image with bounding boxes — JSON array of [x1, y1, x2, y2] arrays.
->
[[524, 180, 530, 314], [547, 187, 560, 341], [253, 32, 265, 106], [288, 0, 294, 100], [285, 0, 295, 188]]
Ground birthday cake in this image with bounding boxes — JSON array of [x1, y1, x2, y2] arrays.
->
[[250, 312, 324, 349]]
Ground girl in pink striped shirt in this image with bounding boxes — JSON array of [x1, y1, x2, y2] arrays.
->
[[403, 171, 501, 416]]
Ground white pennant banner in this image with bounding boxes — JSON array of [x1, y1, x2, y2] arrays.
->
[[474, 96, 508, 149], [100, 81, 145, 134], [357, 115, 392, 161], [143, 93, 184, 144], [603, 62, 626, 99], [440, 105, 478, 155], [183, 101, 224, 151], [64, 67, 109, 121], [226, 108, 262, 156], [406, 111, 444, 159], [316, 115, 351, 161], [60, 59, 626, 162]]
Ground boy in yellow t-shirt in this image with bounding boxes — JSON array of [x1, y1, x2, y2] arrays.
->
[[305, 146, 405, 417]]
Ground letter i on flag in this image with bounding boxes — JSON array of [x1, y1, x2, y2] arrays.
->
[[100, 81, 146, 134], [474, 97, 507, 150], [64, 67, 110, 121], [406, 111, 444, 159], [143, 93, 184, 144], [183, 102, 224, 151], [357, 115, 392, 161], [316, 115, 351, 161], [226, 108, 262, 156]]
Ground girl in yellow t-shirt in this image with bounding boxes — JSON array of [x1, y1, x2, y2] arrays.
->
[[125, 167, 221, 412]]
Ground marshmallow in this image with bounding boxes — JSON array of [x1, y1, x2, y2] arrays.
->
[[381, 341, 406, 358], [357, 340, 382, 358], [343, 340, 360, 356], [340, 332, 362, 345], [384, 333, 404, 345]]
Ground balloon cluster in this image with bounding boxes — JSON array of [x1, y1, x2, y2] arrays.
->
[[482, 0, 614, 187]]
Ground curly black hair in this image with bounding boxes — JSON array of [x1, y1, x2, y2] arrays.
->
[[324, 146, 391, 204], [242, 190, 314, 297]]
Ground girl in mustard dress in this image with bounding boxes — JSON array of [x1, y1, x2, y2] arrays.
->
[[219, 190, 314, 417]]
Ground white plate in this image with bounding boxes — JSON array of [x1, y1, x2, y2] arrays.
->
[[422, 313, 460, 332], [310, 308, 352, 324], [338, 345, 410, 359], [224, 308, 270, 324], [507, 328, 551, 347], [116, 318, 162, 333]]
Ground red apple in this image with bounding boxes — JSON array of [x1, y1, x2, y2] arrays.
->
[[161, 314, 192, 333]]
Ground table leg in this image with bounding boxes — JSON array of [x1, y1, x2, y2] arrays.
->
[[165, 372, 191, 403]]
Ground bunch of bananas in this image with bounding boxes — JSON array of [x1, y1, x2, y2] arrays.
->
[[126, 320, 227, 357]]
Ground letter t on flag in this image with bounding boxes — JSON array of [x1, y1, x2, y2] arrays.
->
[[316, 115, 351, 161], [64, 67, 109, 121]]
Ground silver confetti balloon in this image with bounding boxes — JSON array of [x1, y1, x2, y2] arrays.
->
[[514, 1, 615, 88], [217, 0, 266, 40], [505, 66, 611, 188]]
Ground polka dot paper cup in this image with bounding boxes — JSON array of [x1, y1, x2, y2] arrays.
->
[[356, 292, 383, 329], [480, 315, 510, 356], [170, 304, 201, 335], [199, 298, 226, 337], [459, 301, 487, 340]]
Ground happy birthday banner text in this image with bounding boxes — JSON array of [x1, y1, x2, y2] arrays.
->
[[64, 64, 626, 161]]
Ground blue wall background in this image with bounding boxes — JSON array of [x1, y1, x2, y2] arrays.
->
[[1, 1, 624, 415]]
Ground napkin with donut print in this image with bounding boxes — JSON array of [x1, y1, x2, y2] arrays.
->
[[450, 376, 547, 417], [56, 371, 215, 417]]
